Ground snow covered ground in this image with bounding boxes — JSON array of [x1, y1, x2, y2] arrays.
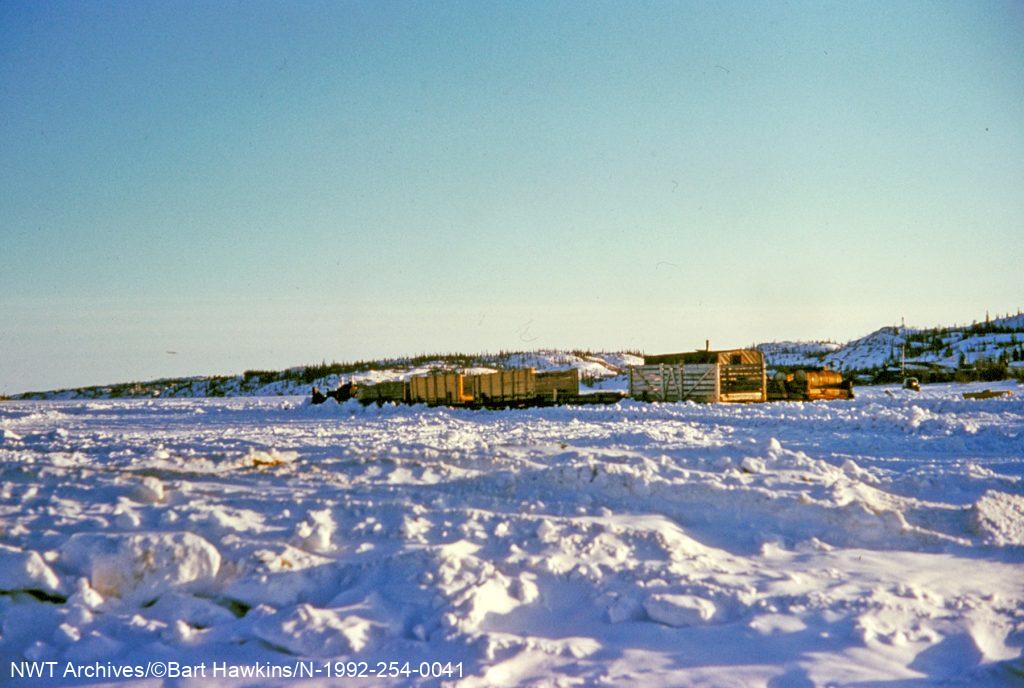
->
[[1, 381, 1023, 686]]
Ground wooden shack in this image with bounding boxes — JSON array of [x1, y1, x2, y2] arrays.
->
[[629, 348, 766, 403]]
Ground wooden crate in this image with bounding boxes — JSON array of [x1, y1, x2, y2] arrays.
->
[[719, 362, 767, 402], [535, 369, 579, 400]]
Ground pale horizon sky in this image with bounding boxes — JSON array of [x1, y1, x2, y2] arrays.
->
[[2, 1, 1022, 393]]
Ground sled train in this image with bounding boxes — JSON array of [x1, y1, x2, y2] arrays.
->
[[312, 346, 854, 408]]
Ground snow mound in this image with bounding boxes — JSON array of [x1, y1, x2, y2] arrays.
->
[[131, 476, 165, 503], [0, 544, 62, 595], [293, 509, 336, 553], [144, 591, 238, 629], [971, 491, 1024, 546], [433, 540, 535, 631], [644, 593, 716, 626], [247, 447, 299, 467], [740, 456, 766, 474], [1, 428, 23, 442], [254, 604, 382, 657], [60, 532, 221, 602]]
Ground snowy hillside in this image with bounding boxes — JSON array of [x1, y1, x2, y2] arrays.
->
[[821, 326, 908, 371], [754, 341, 841, 368], [1, 383, 1023, 685], [759, 312, 1024, 374]]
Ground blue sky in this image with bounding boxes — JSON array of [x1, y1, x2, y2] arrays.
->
[[1, 1, 1022, 392]]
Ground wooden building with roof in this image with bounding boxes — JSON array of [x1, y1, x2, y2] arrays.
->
[[629, 345, 767, 403]]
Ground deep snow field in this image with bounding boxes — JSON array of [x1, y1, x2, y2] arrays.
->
[[1, 382, 1023, 687]]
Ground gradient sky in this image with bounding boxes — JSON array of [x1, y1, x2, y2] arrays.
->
[[2, 1, 1022, 393]]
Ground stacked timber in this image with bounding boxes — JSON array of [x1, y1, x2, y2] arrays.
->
[[718, 363, 766, 403]]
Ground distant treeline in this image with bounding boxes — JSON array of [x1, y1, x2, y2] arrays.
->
[[13, 349, 642, 400], [239, 349, 639, 386]]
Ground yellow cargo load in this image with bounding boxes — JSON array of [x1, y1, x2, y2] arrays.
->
[[464, 368, 536, 401], [407, 372, 471, 405]]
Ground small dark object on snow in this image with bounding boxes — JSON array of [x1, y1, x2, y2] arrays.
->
[[963, 389, 1013, 400], [326, 381, 356, 403], [311, 382, 357, 404]]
